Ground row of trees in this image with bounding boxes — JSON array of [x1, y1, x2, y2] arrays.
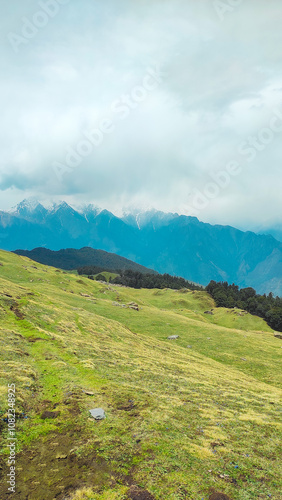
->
[[111, 270, 202, 290], [206, 280, 282, 331]]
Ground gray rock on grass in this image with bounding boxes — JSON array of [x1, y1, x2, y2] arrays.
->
[[89, 408, 106, 420]]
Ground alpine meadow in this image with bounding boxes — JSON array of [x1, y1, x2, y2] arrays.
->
[[0, 250, 281, 499]]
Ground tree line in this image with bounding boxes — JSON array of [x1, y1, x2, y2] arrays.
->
[[78, 265, 110, 276], [206, 280, 282, 332], [110, 269, 202, 290]]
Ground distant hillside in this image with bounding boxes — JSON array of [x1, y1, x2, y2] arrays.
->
[[14, 247, 156, 274]]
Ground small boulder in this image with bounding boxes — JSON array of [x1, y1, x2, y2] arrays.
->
[[204, 311, 214, 315], [128, 302, 139, 311], [89, 408, 106, 420], [168, 335, 179, 340], [274, 333, 282, 339]]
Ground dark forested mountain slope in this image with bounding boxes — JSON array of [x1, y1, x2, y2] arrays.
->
[[14, 247, 156, 274]]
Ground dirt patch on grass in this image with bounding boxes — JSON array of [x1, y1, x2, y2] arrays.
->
[[40, 410, 61, 419], [209, 493, 232, 500], [10, 303, 25, 320], [117, 401, 137, 412], [127, 485, 156, 500], [0, 429, 111, 500]]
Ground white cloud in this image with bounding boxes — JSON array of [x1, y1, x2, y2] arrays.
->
[[0, 0, 282, 228]]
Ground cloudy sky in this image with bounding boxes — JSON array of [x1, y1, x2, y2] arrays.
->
[[1, 0, 282, 230]]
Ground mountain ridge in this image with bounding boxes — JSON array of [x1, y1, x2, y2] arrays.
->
[[1, 199, 282, 296]]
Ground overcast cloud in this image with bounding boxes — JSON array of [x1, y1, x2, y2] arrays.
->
[[0, 0, 282, 230]]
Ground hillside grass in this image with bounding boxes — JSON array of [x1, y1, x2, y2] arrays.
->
[[0, 250, 281, 500]]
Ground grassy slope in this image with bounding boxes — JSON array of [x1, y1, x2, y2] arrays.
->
[[0, 250, 281, 500]]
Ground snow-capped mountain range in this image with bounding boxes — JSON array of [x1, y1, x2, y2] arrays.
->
[[1, 198, 282, 296]]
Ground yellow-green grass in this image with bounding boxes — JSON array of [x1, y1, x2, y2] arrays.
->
[[0, 250, 281, 500]]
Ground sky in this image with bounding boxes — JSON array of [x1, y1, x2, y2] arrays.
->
[[0, 0, 282, 230]]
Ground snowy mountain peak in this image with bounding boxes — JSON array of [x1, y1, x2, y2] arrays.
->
[[79, 204, 102, 216], [122, 208, 179, 230], [10, 198, 41, 214], [51, 201, 71, 212]]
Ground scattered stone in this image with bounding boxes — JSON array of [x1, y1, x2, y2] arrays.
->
[[274, 333, 282, 339], [168, 335, 179, 340], [187, 345, 192, 348], [89, 408, 106, 420], [128, 302, 139, 311], [84, 391, 95, 396], [204, 311, 214, 315], [40, 411, 60, 420], [80, 293, 91, 297], [112, 301, 129, 308]]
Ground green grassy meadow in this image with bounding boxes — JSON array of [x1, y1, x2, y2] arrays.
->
[[0, 250, 281, 500]]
